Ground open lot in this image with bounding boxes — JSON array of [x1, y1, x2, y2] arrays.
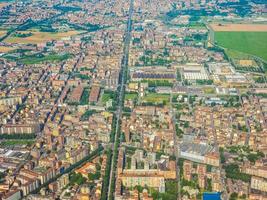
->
[[125, 92, 138, 100], [214, 31, 267, 62], [101, 90, 116, 104], [4, 29, 82, 44], [203, 87, 216, 94], [20, 53, 71, 65], [210, 23, 267, 32], [0, 139, 34, 147], [142, 93, 170, 105], [2, 52, 72, 64]]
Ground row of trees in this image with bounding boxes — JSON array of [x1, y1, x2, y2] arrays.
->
[[0, 133, 35, 140], [100, 150, 112, 200]]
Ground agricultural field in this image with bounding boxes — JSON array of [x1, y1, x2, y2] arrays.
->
[[210, 23, 267, 32], [210, 23, 267, 62], [4, 29, 83, 44], [214, 31, 267, 62], [0, 46, 16, 53]]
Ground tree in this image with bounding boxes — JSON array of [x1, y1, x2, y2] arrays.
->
[[100, 150, 112, 200], [219, 147, 225, 163], [230, 192, 238, 200], [96, 163, 101, 171], [207, 178, 212, 191], [69, 173, 86, 185], [88, 171, 101, 180], [225, 164, 251, 182], [0, 172, 5, 179], [134, 185, 144, 193]]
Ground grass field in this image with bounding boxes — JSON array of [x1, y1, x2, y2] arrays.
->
[[101, 91, 116, 104], [215, 31, 267, 61], [4, 29, 82, 44], [125, 92, 138, 100], [187, 22, 207, 30], [18, 53, 71, 65], [142, 93, 170, 105], [101, 93, 112, 103], [203, 87, 216, 94], [0, 140, 34, 147], [224, 49, 252, 60]]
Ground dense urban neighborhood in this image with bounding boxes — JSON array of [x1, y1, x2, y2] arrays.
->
[[0, 0, 267, 200]]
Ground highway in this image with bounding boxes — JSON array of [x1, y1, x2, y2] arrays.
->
[[107, 0, 134, 199]]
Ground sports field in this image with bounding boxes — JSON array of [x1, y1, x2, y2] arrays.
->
[[4, 29, 82, 44], [214, 31, 267, 61]]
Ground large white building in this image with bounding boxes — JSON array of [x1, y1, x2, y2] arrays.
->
[[182, 64, 209, 80]]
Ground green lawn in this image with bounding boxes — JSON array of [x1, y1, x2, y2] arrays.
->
[[101, 94, 110, 103], [203, 87, 216, 94], [142, 93, 170, 105], [125, 92, 138, 100], [23, 53, 71, 65], [80, 89, 89, 105], [101, 90, 117, 104], [215, 31, 267, 61], [0, 140, 34, 147]]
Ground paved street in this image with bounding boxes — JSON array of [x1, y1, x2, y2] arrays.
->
[[107, 0, 134, 199]]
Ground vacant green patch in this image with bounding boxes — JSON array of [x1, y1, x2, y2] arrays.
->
[[141, 80, 173, 87], [20, 53, 71, 65], [125, 92, 138, 100], [224, 49, 251, 60], [203, 87, 216, 94], [80, 89, 89, 105], [142, 93, 170, 105], [0, 140, 34, 147], [101, 90, 117, 104], [215, 31, 267, 62]]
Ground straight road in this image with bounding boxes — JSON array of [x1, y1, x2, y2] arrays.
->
[[170, 100, 181, 200], [211, 110, 228, 200], [237, 91, 251, 145], [107, 0, 134, 199]]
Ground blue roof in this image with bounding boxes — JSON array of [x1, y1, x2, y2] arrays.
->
[[203, 192, 221, 200]]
